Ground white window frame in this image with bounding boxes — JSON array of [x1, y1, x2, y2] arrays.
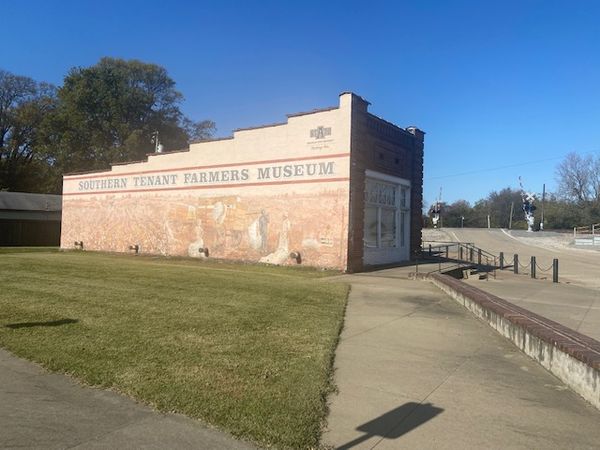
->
[[363, 170, 411, 264]]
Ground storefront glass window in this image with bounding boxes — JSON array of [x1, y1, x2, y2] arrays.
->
[[364, 178, 409, 249], [364, 206, 379, 248], [380, 208, 396, 247], [400, 187, 408, 208], [400, 211, 406, 247]]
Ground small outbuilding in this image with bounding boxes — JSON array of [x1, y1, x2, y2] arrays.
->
[[0, 191, 62, 246], [61, 92, 424, 272]]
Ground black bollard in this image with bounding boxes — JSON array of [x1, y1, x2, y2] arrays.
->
[[514, 254, 519, 274], [531, 256, 536, 279], [553, 258, 559, 283], [499, 252, 504, 269]]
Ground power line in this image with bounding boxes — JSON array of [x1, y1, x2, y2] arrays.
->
[[425, 155, 565, 181], [427, 149, 600, 181]]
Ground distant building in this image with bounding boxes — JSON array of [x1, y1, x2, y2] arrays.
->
[[0, 192, 62, 246], [61, 93, 424, 271]]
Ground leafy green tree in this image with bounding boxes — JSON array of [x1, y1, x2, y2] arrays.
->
[[182, 117, 217, 142], [542, 195, 586, 229], [2, 60, 215, 193], [47, 57, 215, 181], [0, 69, 57, 192], [441, 200, 471, 227], [469, 198, 490, 228], [487, 187, 523, 228]]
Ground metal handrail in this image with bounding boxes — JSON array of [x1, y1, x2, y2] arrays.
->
[[417, 240, 498, 278], [420, 241, 559, 283], [422, 241, 498, 261]]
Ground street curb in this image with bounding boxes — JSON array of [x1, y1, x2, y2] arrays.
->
[[428, 273, 600, 410]]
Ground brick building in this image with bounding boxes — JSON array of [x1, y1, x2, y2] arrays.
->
[[61, 92, 424, 272]]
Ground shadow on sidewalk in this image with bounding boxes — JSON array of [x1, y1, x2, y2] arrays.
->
[[5, 318, 78, 329], [337, 402, 444, 449]]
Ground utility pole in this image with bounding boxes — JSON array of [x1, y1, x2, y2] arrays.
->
[[509, 202, 514, 229], [540, 183, 546, 231], [438, 187, 442, 230], [151, 131, 164, 153]]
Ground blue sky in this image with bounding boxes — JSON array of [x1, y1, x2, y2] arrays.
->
[[3, 0, 600, 205]]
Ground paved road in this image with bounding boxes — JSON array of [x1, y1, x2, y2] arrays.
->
[[424, 227, 600, 341], [0, 348, 255, 450], [432, 227, 600, 288], [323, 267, 600, 449]]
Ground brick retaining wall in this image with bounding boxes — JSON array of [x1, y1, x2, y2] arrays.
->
[[428, 273, 600, 410]]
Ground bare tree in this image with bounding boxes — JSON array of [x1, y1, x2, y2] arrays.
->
[[590, 156, 600, 202], [556, 152, 594, 203], [182, 118, 217, 142]]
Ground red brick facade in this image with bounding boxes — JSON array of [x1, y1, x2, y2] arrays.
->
[[346, 94, 424, 272]]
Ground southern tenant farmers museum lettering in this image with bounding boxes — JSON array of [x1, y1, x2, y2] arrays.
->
[[77, 160, 336, 192]]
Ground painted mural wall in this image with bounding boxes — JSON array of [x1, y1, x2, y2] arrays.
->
[[61, 95, 353, 269], [61, 168, 350, 269]]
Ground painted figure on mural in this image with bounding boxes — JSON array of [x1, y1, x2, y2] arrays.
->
[[260, 212, 291, 265], [258, 209, 269, 253], [188, 219, 206, 258], [278, 212, 291, 250], [212, 201, 227, 249]]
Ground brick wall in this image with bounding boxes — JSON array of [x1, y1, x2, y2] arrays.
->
[[346, 95, 424, 272]]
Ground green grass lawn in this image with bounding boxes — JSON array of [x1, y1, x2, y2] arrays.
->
[[0, 249, 349, 449]]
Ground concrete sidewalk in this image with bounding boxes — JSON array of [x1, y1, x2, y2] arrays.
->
[[323, 269, 600, 449], [0, 348, 254, 449], [463, 270, 600, 341]]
